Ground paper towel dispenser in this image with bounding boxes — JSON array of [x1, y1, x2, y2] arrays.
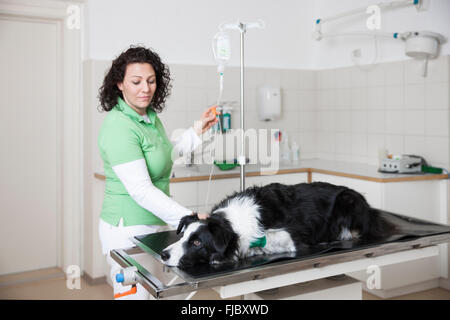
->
[[257, 85, 281, 121]]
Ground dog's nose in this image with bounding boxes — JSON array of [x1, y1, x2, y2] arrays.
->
[[160, 250, 170, 261]]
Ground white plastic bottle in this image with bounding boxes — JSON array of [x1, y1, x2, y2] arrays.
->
[[281, 132, 291, 163], [291, 141, 300, 162]]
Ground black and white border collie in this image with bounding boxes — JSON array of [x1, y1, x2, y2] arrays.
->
[[161, 182, 394, 268]]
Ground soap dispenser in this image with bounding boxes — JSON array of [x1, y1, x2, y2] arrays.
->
[[257, 85, 281, 121]]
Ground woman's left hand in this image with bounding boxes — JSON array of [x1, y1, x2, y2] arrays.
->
[[193, 106, 220, 135]]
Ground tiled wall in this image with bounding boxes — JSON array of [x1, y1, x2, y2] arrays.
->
[[161, 55, 449, 169], [315, 56, 450, 169], [161, 64, 317, 163]]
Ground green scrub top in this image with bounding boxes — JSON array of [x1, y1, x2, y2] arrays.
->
[[98, 97, 173, 226]]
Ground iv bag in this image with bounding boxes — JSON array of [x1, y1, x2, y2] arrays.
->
[[212, 31, 231, 72]]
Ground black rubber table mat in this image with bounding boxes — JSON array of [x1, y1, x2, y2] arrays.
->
[[134, 211, 450, 279]]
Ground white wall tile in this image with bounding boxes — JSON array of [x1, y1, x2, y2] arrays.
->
[[336, 88, 352, 110], [385, 85, 404, 109], [425, 56, 449, 84], [298, 131, 316, 155], [187, 88, 208, 111], [367, 134, 385, 157], [317, 111, 335, 132], [169, 64, 188, 85], [299, 70, 316, 90], [351, 134, 368, 156], [246, 68, 266, 89], [334, 67, 352, 89], [367, 86, 385, 109], [166, 86, 187, 111], [318, 69, 335, 89], [185, 65, 207, 88], [425, 110, 449, 136], [385, 135, 404, 155], [404, 59, 425, 85], [351, 110, 368, 133], [367, 65, 385, 87], [425, 136, 449, 164], [404, 84, 425, 109], [385, 110, 404, 135], [317, 132, 335, 152], [334, 110, 351, 132], [404, 110, 425, 136], [335, 132, 352, 154], [322, 89, 336, 109], [425, 83, 449, 110], [351, 88, 368, 110], [299, 111, 316, 132], [351, 68, 368, 88], [244, 88, 257, 111], [298, 90, 316, 111], [263, 68, 281, 87], [404, 135, 426, 156], [384, 61, 404, 86], [281, 69, 300, 90], [282, 89, 300, 111], [367, 110, 385, 134]]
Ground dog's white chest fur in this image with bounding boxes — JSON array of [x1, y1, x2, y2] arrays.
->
[[263, 229, 296, 253], [246, 229, 296, 257], [215, 195, 296, 258]]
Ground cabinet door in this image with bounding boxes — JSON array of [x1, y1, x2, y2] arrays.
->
[[311, 173, 383, 209], [383, 180, 445, 223], [170, 181, 198, 207], [197, 178, 241, 212]]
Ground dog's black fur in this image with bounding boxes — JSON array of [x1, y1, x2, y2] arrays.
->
[[167, 182, 395, 268]]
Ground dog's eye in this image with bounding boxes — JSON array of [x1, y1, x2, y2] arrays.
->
[[193, 240, 201, 247]]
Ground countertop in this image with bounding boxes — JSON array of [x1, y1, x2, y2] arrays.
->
[[94, 159, 449, 183]]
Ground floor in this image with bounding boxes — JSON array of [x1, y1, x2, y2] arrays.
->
[[1, 268, 450, 300]]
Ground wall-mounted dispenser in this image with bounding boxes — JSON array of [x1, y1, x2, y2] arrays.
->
[[257, 85, 281, 121]]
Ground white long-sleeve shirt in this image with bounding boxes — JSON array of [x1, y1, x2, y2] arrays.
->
[[112, 126, 202, 227]]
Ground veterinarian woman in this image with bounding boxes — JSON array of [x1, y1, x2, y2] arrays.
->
[[97, 45, 217, 299]]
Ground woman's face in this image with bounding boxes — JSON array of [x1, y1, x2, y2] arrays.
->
[[117, 62, 157, 115]]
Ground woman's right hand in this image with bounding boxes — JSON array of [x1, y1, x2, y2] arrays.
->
[[192, 212, 210, 220]]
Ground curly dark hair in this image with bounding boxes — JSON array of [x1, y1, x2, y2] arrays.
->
[[98, 45, 172, 113]]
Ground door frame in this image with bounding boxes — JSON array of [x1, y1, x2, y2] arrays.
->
[[0, 0, 84, 273]]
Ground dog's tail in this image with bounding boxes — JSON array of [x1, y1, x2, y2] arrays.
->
[[333, 189, 396, 240], [365, 208, 397, 240]]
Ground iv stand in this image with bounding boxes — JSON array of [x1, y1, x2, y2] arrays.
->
[[221, 20, 264, 192], [239, 23, 246, 192]]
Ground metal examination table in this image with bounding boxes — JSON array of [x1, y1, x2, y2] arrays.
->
[[111, 211, 450, 299]]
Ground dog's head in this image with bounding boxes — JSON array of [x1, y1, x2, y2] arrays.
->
[[160, 214, 238, 268]]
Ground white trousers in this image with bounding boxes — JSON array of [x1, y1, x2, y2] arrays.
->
[[98, 218, 163, 300]]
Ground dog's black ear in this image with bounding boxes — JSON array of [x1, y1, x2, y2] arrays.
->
[[177, 215, 199, 234], [207, 216, 235, 255]]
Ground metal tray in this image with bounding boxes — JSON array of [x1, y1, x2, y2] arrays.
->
[[111, 211, 450, 298]]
